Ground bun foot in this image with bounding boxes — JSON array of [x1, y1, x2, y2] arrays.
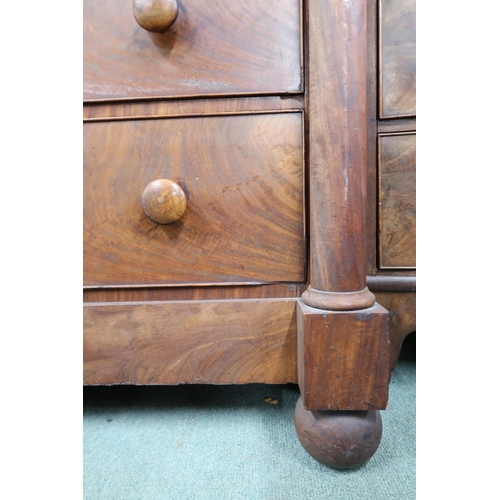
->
[[294, 397, 383, 469]]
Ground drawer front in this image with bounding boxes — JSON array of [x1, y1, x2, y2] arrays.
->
[[378, 133, 416, 269], [83, 0, 302, 101], [84, 113, 305, 287], [83, 299, 297, 385], [379, 0, 416, 118]]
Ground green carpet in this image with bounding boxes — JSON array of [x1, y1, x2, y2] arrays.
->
[[84, 351, 415, 499]]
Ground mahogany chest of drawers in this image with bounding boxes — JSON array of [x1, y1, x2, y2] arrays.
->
[[84, 0, 415, 468]]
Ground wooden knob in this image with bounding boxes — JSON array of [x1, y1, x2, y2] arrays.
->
[[141, 179, 187, 225], [133, 0, 179, 33]]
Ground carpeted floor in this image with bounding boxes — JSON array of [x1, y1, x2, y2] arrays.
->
[[83, 336, 415, 500]]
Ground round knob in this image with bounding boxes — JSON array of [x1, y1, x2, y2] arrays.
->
[[141, 179, 187, 225], [133, 0, 179, 33]]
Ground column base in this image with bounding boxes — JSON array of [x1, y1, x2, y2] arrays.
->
[[301, 286, 376, 311], [294, 396, 383, 469]]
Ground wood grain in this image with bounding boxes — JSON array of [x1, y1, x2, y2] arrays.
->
[[83, 299, 297, 385], [84, 113, 305, 286], [133, 0, 179, 33], [377, 117, 416, 134], [297, 300, 390, 410], [378, 133, 416, 269], [379, 0, 416, 118], [83, 96, 305, 121], [84, 0, 302, 101], [294, 402, 382, 469], [304, 0, 370, 302], [140, 179, 187, 224], [83, 283, 307, 303], [374, 292, 416, 371], [372, 272, 415, 281], [365, 0, 379, 276], [366, 276, 416, 292]]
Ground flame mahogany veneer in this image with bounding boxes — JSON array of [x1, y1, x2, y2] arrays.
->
[[83, 0, 415, 469]]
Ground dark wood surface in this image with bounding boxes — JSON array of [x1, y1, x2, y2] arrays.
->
[[378, 133, 416, 269], [365, 0, 379, 276], [374, 292, 416, 371], [378, 0, 416, 118], [83, 283, 306, 303], [377, 117, 416, 134], [304, 0, 369, 299], [84, 0, 302, 101], [84, 299, 297, 385], [84, 287, 416, 385], [84, 113, 305, 287], [366, 276, 416, 292], [294, 404, 382, 469], [297, 301, 390, 411], [83, 95, 304, 121], [366, 0, 417, 274], [82, 0, 416, 451], [295, 0, 391, 421]]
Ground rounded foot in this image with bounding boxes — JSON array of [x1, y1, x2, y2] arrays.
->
[[294, 397, 382, 469]]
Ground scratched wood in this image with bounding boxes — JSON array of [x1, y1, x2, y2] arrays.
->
[[84, 0, 302, 101], [296, 300, 390, 410], [306, 0, 368, 295], [83, 113, 305, 287], [83, 299, 297, 385]]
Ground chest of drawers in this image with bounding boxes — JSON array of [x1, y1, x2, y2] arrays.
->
[[83, 0, 416, 469]]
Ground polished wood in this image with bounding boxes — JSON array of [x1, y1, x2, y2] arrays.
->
[[378, 133, 416, 269], [83, 292, 414, 384], [366, 1, 417, 273], [296, 300, 390, 411], [84, 0, 302, 101], [374, 292, 416, 371], [83, 0, 415, 467], [84, 113, 305, 287], [378, 0, 416, 118], [141, 179, 187, 225], [83, 299, 297, 385], [302, 0, 373, 309], [365, 0, 379, 276], [376, 269, 415, 277], [294, 403, 382, 469], [133, 0, 178, 33], [83, 96, 305, 121], [378, 117, 416, 134], [83, 283, 306, 303], [366, 276, 416, 292], [302, 288, 376, 311]]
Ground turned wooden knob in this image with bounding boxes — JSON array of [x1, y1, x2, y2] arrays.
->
[[133, 0, 179, 33], [141, 179, 187, 225]]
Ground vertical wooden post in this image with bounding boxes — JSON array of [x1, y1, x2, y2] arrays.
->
[[303, 0, 375, 310], [297, 0, 390, 411]]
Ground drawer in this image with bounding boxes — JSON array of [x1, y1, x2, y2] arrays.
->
[[83, 113, 305, 287], [378, 0, 416, 118], [378, 133, 416, 268], [83, 299, 297, 385], [83, 0, 303, 101]]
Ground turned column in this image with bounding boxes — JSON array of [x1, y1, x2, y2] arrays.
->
[[295, 0, 390, 468]]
